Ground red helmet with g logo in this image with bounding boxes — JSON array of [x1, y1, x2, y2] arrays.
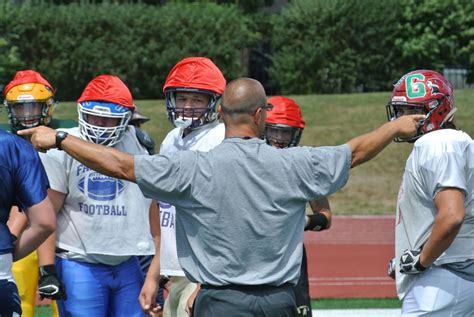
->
[[387, 70, 456, 142]]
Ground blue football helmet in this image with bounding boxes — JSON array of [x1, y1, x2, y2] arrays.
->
[[78, 101, 132, 146]]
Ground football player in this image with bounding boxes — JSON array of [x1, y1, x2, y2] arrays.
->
[[38, 75, 159, 316], [3, 70, 74, 317], [265, 96, 332, 317], [387, 70, 474, 315], [139, 57, 226, 317]]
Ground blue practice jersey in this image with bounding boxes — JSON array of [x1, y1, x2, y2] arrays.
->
[[0, 129, 49, 254]]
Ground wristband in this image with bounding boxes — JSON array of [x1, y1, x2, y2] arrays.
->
[[305, 213, 328, 231], [39, 264, 58, 276]]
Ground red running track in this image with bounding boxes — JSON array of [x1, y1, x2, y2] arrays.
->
[[305, 215, 397, 298], [37, 215, 396, 306]]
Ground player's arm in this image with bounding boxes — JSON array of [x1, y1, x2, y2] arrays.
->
[[13, 197, 56, 261], [347, 115, 424, 168], [418, 188, 465, 268], [7, 206, 28, 239], [18, 126, 136, 182], [140, 201, 162, 314], [37, 189, 68, 300], [306, 198, 332, 231]]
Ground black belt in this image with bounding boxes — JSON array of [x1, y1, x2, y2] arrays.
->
[[201, 283, 291, 291]]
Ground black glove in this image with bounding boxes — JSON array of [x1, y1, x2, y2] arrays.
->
[[387, 257, 396, 279], [38, 265, 67, 300], [399, 249, 426, 275]]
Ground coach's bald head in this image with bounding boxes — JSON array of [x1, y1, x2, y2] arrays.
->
[[219, 78, 268, 138]]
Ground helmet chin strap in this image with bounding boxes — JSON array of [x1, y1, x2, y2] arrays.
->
[[440, 107, 457, 127]]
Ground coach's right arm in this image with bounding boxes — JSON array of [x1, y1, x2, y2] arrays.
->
[[347, 114, 425, 168]]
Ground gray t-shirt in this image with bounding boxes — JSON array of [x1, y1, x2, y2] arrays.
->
[[135, 138, 351, 286]]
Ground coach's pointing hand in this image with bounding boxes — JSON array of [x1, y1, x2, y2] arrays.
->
[[392, 114, 426, 140], [18, 126, 58, 152]]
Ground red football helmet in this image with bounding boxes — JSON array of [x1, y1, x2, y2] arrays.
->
[[386, 70, 456, 142], [163, 57, 226, 130], [265, 96, 305, 148]]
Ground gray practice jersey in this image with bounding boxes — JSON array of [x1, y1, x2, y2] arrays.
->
[[40, 127, 155, 265], [135, 138, 351, 286], [395, 129, 474, 298]]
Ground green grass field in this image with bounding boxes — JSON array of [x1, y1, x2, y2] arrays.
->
[[3, 89, 472, 215]]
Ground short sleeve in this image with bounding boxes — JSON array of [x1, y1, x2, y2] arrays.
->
[[420, 151, 467, 199], [304, 144, 352, 199], [14, 141, 49, 210], [39, 149, 69, 194], [134, 151, 195, 205]]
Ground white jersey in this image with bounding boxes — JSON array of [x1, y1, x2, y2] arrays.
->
[[159, 121, 225, 276], [40, 127, 155, 265], [395, 129, 474, 298]]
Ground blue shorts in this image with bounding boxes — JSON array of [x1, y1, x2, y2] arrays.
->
[[0, 279, 21, 316], [56, 256, 146, 317]]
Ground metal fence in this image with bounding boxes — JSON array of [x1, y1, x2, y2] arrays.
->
[[443, 68, 474, 89]]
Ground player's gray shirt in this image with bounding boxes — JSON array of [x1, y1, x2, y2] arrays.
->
[[135, 138, 351, 286], [395, 129, 474, 298], [41, 127, 154, 265]]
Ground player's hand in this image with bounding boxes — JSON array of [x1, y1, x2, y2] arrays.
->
[[387, 257, 396, 279], [391, 114, 426, 141], [139, 275, 162, 316], [17, 126, 57, 152], [399, 249, 426, 274], [38, 265, 67, 300]]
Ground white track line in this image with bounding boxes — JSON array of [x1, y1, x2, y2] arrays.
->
[[313, 308, 401, 316]]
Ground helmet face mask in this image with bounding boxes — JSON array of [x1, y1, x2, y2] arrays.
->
[[4, 83, 56, 132], [165, 88, 220, 130], [78, 101, 132, 146], [387, 70, 456, 142], [265, 124, 302, 148]]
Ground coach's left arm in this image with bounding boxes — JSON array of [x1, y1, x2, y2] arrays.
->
[[19, 126, 136, 183]]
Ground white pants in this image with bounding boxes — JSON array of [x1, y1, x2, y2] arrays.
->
[[163, 276, 197, 317], [402, 267, 474, 316]]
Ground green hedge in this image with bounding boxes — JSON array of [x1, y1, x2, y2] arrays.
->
[[394, 0, 474, 79], [268, 0, 401, 94], [268, 0, 474, 94], [1, 0, 473, 97], [1, 2, 258, 100]]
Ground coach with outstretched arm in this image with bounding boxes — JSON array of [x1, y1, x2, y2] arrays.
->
[[20, 78, 424, 317]]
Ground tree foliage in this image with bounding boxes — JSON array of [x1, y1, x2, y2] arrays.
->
[[3, 2, 258, 99], [268, 0, 401, 94], [394, 0, 474, 81]]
